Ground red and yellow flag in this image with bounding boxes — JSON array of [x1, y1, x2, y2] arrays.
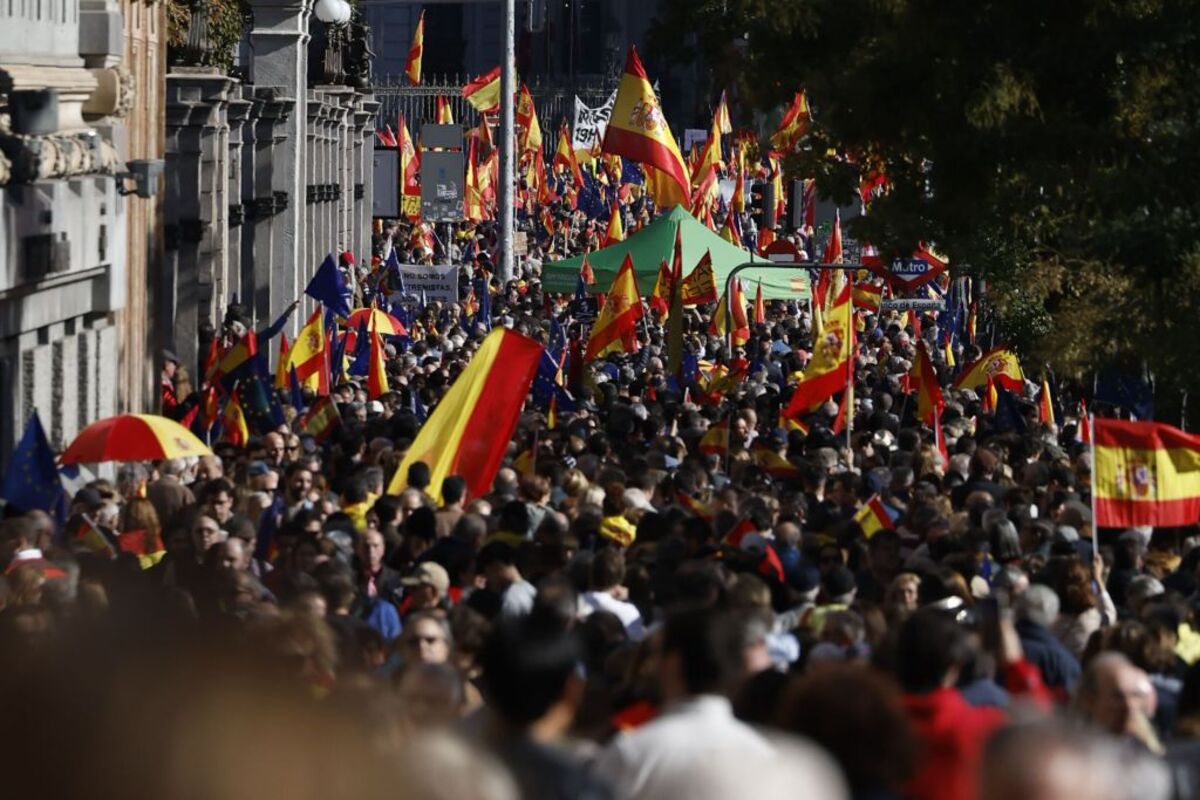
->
[[604, 201, 624, 246], [602, 46, 690, 209], [387, 329, 543, 502], [585, 253, 644, 361], [709, 279, 750, 346], [719, 208, 742, 247], [953, 346, 1025, 393], [648, 259, 671, 318], [1094, 419, 1200, 528], [680, 251, 718, 306], [1039, 377, 1056, 426], [699, 418, 730, 456], [221, 393, 249, 447], [854, 495, 895, 539], [580, 253, 596, 286], [731, 149, 746, 214], [299, 396, 340, 442], [287, 308, 327, 393], [463, 66, 502, 113], [714, 90, 733, 134], [404, 10, 424, 85], [851, 282, 882, 313], [785, 283, 853, 416], [753, 443, 801, 479], [516, 82, 542, 154], [779, 411, 809, 436], [692, 117, 722, 189], [274, 332, 290, 390], [367, 315, 389, 400], [823, 209, 844, 264], [770, 90, 810, 151], [753, 281, 766, 324], [910, 341, 945, 427], [554, 123, 584, 188], [397, 112, 421, 220], [436, 95, 454, 124]]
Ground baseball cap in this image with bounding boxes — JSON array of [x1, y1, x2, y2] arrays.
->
[[401, 562, 450, 598]]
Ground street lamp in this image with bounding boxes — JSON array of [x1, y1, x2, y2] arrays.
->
[[313, 0, 351, 24]]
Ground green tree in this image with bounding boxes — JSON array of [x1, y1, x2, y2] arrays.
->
[[652, 0, 1200, 423]]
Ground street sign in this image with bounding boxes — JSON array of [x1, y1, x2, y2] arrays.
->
[[870, 256, 946, 291], [763, 239, 804, 263], [881, 297, 946, 312], [420, 151, 465, 222]]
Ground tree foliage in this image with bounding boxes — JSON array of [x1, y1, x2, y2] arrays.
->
[[652, 0, 1200, 423]]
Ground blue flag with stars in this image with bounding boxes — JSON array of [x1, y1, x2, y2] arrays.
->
[[305, 254, 353, 319], [1, 411, 66, 525]]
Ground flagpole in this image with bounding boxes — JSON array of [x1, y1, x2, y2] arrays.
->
[[498, 0, 517, 283], [1089, 412, 1100, 576]]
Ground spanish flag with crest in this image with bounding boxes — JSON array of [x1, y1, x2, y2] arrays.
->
[[387, 329, 543, 503], [785, 283, 854, 417], [1093, 419, 1200, 528], [602, 46, 690, 209], [585, 254, 644, 361], [953, 346, 1025, 393]]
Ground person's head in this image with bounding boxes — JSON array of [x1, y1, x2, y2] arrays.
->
[[357, 528, 386, 571], [589, 547, 626, 593], [400, 612, 452, 665], [263, 432, 286, 465], [407, 462, 432, 492], [476, 542, 521, 592], [201, 478, 237, 523], [441, 475, 467, 508], [1075, 652, 1157, 739], [894, 608, 973, 693], [190, 514, 225, 562], [284, 464, 314, 505], [1016, 584, 1060, 629], [657, 608, 744, 703], [214, 537, 248, 572], [396, 662, 465, 731], [886, 573, 921, 614], [478, 613, 584, 735], [119, 497, 161, 536], [398, 488, 425, 520], [401, 562, 450, 610]]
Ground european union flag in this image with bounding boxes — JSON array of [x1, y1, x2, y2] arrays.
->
[[305, 254, 353, 318], [289, 365, 305, 413], [1, 411, 66, 525], [386, 248, 406, 297], [347, 319, 372, 377], [477, 278, 493, 330], [410, 390, 428, 424], [993, 386, 1028, 434]]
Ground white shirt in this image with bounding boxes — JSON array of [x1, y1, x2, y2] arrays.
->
[[501, 578, 537, 617], [579, 590, 645, 641], [594, 695, 773, 800]]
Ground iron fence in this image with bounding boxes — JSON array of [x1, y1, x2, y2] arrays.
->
[[372, 74, 612, 158]]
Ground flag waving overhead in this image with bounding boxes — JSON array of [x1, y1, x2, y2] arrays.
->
[[554, 123, 584, 188], [602, 46, 690, 209], [604, 201, 624, 246], [404, 10, 424, 85], [786, 283, 853, 416], [1039, 377, 1056, 426], [714, 90, 733, 134], [910, 341, 945, 426], [680, 251, 718, 306], [1, 411, 66, 523], [306, 254, 352, 318], [367, 314, 390, 400], [770, 90, 811, 151], [463, 66, 502, 113], [1093, 419, 1200, 528], [953, 347, 1026, 393], [586, 254, 644, 361], [515, 82, 542, 154], [287, 308, 328, 394], [387, 329, 543, 503], [436, 95, 454, 124]]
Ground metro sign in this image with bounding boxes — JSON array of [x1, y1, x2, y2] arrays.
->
[[870, 254, 946, 292]]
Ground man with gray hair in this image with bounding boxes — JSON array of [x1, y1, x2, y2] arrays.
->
[[1015, 584, 1081, 695], [146, 457, 195, 526]]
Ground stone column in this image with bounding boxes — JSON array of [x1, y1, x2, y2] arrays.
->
[[306, 91, 322, 273], [357, 95, 378, 263], [163, 69, 234, 374], [239, 88, 265, 312], [351, 98, 372, 258], [248, 88, 294, 326], [249, 0, 310, 331], [227, 89, 252, 313]]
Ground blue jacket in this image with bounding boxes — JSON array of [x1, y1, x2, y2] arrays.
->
[[1017, 619, 1082, 691]]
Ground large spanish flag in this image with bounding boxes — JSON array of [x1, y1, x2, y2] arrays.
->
[[585, 254, 644, 361], [463, 66, 502, 113], [1094, 419, 1200, 527], [387, 329, 542, 502], [953, 346, 1025, 393], [602, 46, 690, 209], [910, 341, 944, 426], [771, 90, 811, 151], [785, 283, 853, 417], [404, 10, 424, 85], [287, 308, 328, 393], [516, 82, 542, 154]]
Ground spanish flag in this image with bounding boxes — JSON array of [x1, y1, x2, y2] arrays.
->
[[602, 46, 690, 209], [732, 157, 746, 213], [221, 393, 249, 447], [436, 95, 453, 124], [1093, 419, 1200, 528], [770, 90, 810, 151], [463, 66, 502, 113], [210, 330, 258, 389], [580, 253, 596, 286], [516, 82, 542, 154], [699, 418, 730, 456], [387, 329, 543, 502], [785, 283, 853, 417], [943, 335, 956, 368], [714, 90, 733, 134], [779, 412, 809, 436], [823, 209, 843, 264], [692, 117, 722, 189], [910, 341, 945, 426], [753, 443, 801, 479], [367, 315, 389, 400], [753, 280, 766, 324], [404, 10, 424, 85], [953, 346, 1025, 393], [851, 282, 882, 313], [604, 200, 624, 246], [676, 490, 714, 521], [1039, 377, 1056, 426], [720, 207, 742, 247], [274, 332, 290, 390], [287, 308, 328, 394], [855, 495, 895, 538], [681, 251, 718, 306], [554, 123, 583, 188], [649, 259, 671, 319], [708, 278, 750, 346], [585, 254, 644, 361], [398, 113, 421, 220], [299, 395, 340, 441]]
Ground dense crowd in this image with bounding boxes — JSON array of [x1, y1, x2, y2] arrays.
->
[[4, 203, 1200, 800]]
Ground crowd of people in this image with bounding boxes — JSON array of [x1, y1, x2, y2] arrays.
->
[[4, 193, 1200, 800]]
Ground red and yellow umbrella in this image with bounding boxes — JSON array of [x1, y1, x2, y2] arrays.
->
[[60, 414, 213, 464], [346, 307, 407, 336]]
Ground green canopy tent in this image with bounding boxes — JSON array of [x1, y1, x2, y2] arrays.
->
[[539, 205, 811, 301]]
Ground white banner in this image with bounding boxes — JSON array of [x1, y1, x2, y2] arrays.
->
[[389, 264, 459, 303], [572, 91, 617, 153]]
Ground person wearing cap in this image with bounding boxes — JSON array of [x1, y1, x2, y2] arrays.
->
[[160, 349, 180, 414], [399, 561, 451, 616]]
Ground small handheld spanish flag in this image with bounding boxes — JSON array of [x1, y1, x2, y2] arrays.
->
[[854, 495, 895, 539], [1038, 377, 1056, 427]]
